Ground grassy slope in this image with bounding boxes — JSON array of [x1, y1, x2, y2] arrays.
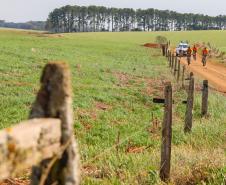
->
[[0, 29, 225, 184]]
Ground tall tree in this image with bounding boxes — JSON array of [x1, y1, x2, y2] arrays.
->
[[46, 5, 226, 33]]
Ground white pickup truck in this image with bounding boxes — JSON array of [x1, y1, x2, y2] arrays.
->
[[176, 42, 189, 56]]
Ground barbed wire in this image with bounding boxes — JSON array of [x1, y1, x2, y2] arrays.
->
[[82, 125, 150, 166]]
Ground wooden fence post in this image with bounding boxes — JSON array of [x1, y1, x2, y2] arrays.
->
[[30, 62, 80, 185], [184, 75, 195, 133], [177, 60, 181, 83], [162, 45, 166, 56], [202, 80, 209, 117], [174, 57, 177, 76], [160, 82, 172, 182], [169, 51, 172, 67], [171, 53, 174, 72], [182, 65, 185, 88], [168, 51, 171, 64]]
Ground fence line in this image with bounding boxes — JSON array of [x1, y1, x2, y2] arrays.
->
[[164, 43, 210, 134]]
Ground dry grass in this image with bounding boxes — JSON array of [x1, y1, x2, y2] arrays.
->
[[171, 146, 226, 185]]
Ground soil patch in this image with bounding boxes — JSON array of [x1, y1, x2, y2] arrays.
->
[[95, 102, 111, 111], [143, 43, 160, 48], [82, 165, 110, 179], [114, 72, 132, 87], [0, 179, 29, 185], [126, 146, 146, 153]]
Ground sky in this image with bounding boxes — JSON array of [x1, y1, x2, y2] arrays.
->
[[1, 0, 226, 22]]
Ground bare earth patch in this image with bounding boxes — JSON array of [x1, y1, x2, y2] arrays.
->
[[143, 78, 165, 97], [143, 43, 161, 48], [114, 72, 132, 87], [95, 101, 111, 111], [82, 165, 110, 179], [0, 178, 30, 185], [126, 146, 146, 154], [76, 102, 111, 130], [114, 71, 165, 97]]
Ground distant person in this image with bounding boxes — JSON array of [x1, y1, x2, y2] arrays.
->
[[202, 47, 208, 66], [187, 46, 192, 65], [192, 45, 197, 61]]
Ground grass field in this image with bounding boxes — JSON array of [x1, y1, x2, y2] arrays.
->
[[0, 29, 225, 184]]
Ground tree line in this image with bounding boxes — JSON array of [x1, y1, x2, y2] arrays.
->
[[0, 20, 46, 30], [46, 5, 226, 33]]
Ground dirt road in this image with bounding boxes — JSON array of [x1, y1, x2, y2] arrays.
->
[[180, 55, 226, 93]]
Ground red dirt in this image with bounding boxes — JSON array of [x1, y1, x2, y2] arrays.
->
[[114, 72, 131, 87], [180, 55, 226, 93], [144, 78, 165, 97], [82, 165, 101, 177], [143, 43, 160, 48], [0, 178, 29, 185], [126, 146, 145, 153], [95, 102, 111, 111]]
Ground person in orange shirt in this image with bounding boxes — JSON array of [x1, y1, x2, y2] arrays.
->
[[192, 45, 197, 61], [202, 47, 208, 66], [187, 46, 192, 65]]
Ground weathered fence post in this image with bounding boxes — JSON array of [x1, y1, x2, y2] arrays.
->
[[160, 82, 172, 182], [165, 47, 168, 57], [174, 57, 177, 76], [169, 51, 172, 67], [202, 80, 209, 117], [184, 74, 195, 133], [30, 62, 80, 185], [168, 51, 171, 64], [171, 53, 174, 72], [182, 65, 185, 88], [177, 60, 181, 83], [162, 45, 166, 56]]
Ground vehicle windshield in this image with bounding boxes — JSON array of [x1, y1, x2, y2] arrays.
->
[[179, 44, 188, 48]]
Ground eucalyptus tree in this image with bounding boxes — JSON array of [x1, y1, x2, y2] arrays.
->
[[46, 5, 226, 33]]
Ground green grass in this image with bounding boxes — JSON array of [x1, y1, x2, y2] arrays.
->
[[0, 29, 225, 184]]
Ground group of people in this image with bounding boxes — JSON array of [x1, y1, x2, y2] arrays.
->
[[186, 45, 208, 66]]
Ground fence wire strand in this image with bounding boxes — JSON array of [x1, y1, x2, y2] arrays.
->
[[83, 126, 149, 166]]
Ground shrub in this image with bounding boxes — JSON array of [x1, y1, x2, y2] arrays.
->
[[155, 35, 167, 44]]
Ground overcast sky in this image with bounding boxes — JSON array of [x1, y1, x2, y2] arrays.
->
[[1, 0, 226, 22]]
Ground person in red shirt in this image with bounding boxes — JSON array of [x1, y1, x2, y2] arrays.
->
[[202, 47, 208, 66], [192, 45, 197, 60], [187, 46, 192, 65]]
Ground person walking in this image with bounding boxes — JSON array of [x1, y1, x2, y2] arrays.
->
[[192, 45, 197, 61], [202, 47, 208, 66], [187, 46, 192, 65]]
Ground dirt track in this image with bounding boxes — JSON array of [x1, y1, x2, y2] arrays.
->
[[180, 55, 226, 93]]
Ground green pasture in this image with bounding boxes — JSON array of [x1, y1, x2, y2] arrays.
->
[[0, 29, 225, 184]]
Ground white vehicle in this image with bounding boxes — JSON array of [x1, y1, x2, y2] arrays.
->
[[176, 42, 189, 56]]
